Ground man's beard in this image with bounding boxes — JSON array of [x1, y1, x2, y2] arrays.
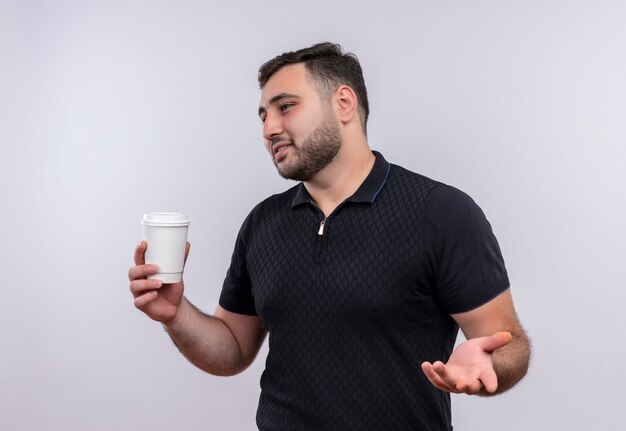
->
[[274, 113, 341, 182]]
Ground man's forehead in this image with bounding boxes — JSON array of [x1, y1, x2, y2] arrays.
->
[[259, 64, 312, 105]]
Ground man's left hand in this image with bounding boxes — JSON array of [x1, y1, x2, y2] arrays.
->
[[421, 331, 512, 395]]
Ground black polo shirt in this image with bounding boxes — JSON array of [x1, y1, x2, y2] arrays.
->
[[220, 151, 509, 430]]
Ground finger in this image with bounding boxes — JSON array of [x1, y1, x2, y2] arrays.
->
[[432, 361, 463, 391], [421, 362, 452, 392], [183, 241, 191, 265], [456, 378, 483, 395], [128, 264, 158, 282], [421, 362, 459, 393], [133, 290, 159, 309], [480, 331, 513, 353], [130, 278, 163, 296], [134, 241, 147, 266], [479, 367, 499, 394]]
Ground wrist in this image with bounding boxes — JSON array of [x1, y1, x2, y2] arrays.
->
[[163, 296, 191, 333]]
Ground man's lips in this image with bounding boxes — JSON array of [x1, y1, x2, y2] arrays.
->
[[272, 141, 293, 160]]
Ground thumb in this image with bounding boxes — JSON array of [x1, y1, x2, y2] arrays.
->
[[183, 241, 191, 265], [479, 331, 512, 353]]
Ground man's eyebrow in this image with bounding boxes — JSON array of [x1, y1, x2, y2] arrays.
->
[[258, 93, 300, 117]]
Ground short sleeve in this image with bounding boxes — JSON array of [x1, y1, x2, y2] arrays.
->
[[219, 209, 258, 316], [423, 184, 510, 314]]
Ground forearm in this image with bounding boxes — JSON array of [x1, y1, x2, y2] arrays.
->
[[484, 327, 531, 395], [163, 298, 245, 376]]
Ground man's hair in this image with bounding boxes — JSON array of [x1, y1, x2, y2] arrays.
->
[[258, 42, 370, 133]]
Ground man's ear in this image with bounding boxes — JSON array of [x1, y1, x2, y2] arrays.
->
[[334, 85, 359, 124]]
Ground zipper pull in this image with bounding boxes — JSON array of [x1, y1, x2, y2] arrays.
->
[[318, 219, 326, 235]]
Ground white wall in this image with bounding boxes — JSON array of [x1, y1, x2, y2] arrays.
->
[[1, 1, 625, 429]]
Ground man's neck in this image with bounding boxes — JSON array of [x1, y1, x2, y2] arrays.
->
[[304, 144, 375, 217]]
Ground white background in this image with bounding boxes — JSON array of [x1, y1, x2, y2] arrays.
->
[[1, 1, 625, 430]]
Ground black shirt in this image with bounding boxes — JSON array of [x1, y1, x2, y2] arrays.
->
[[220, 151, 509, 430]]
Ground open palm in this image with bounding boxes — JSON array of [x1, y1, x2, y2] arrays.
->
[[421, 331, 512, 395]]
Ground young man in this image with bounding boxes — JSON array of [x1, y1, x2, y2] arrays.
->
[[129, 42, 530, 430]]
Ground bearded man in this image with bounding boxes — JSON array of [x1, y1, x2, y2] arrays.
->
[[129, 42, 530, 430]]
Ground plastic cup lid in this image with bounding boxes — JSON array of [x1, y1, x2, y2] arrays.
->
[[141, 212, 191, 226]]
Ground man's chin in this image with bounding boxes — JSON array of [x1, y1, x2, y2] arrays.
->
[[276, 164, 311, 182]]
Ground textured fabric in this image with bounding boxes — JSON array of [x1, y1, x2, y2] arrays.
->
[[219, 151, 510, 430]]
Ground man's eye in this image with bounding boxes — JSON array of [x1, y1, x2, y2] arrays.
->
[[280, 103, 293, 112]]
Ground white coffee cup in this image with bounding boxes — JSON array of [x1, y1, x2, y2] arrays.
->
[[140, 212, 191, 283]]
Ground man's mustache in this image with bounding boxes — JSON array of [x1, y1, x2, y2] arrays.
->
[[270, 136, 293, 147]]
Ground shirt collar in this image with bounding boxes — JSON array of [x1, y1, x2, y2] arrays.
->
[[291, 151, 391, 208]]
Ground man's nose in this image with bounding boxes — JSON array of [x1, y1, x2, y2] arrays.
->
[[263, 112, 283, 141]]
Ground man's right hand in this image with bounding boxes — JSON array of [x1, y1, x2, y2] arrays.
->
[[128, 240, 191, 324], [128, 240, 267, 376]]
